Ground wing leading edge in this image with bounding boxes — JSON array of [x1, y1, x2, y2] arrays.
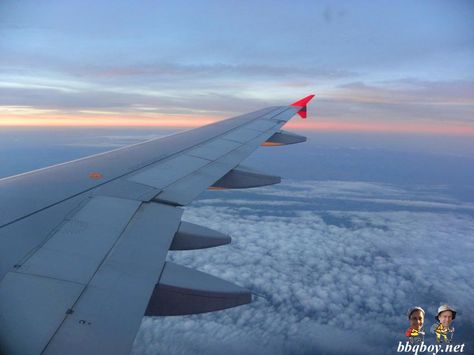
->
[[0, 95, 315, 355]]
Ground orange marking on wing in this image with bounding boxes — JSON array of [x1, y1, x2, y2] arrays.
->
[[261, 141, 285, 147], [89, 172, 103, 179]]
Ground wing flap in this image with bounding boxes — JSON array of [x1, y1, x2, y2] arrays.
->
[[129, 154, 210, 189], [0, 198, 182, 355], [19, 196, 141, 284], [43, 202, 183, 355], [0, 196, 142, 355], [93, 179, 161, 201], [244, 119, 280, 132], [154, 158, 237, 205], [0, 272, 84, 355], [222, 127, 265, 143], [186, 138, 241, 161]]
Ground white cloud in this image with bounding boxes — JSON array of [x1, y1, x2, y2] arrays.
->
[[132, 180, 474, 354], [245, 180, 473, 210]]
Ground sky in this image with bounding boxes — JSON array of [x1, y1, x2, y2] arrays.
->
[[1, 1, 474, 354], [0, 0, 473, 134]]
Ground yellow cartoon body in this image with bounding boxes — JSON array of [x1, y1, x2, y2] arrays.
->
[[434, 323, 449, 343]]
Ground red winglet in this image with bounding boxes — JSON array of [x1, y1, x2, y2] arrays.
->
[[291, 94, 315, 107], [291, 94, 315, 119]]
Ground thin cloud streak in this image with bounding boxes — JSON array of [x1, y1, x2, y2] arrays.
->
[[1, 75, 472, 134]]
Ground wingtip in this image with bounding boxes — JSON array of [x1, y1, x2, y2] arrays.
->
[[290, 94, 315, 107]]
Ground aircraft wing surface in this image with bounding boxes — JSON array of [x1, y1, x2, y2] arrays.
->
[[0, 95, 314, 355]]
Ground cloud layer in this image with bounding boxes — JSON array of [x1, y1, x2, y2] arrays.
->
[[132, 180, 474, 354]]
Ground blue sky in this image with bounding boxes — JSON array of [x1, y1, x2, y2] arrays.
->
[[1, 0, 473, 133]]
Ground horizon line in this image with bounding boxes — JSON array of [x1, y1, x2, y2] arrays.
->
[[1, 120, 473, 136]]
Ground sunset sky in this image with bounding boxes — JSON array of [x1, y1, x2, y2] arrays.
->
[[0, 0, 473, 134], [1, 3, 474, 354]]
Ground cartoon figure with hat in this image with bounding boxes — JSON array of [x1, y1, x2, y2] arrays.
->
[[405, 306, 425, 344], [430, 304, 456, 343]]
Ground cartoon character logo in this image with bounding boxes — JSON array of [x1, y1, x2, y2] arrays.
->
[[430, 304, 456, 344], [405, 306, 425, 344]]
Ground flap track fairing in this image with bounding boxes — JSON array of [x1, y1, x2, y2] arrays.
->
[[170, 221, 231, 250], [145, 262, 251, 316], [210, 165, 280, 189], [262, 130, 307, 146]]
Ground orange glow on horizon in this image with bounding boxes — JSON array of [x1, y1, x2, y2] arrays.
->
[[1, 114, 473, 136], [0, 115, 217, 128], [284, 119, 474, 136]]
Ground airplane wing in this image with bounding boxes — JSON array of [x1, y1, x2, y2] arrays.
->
[[0, 94, 314, 355]]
